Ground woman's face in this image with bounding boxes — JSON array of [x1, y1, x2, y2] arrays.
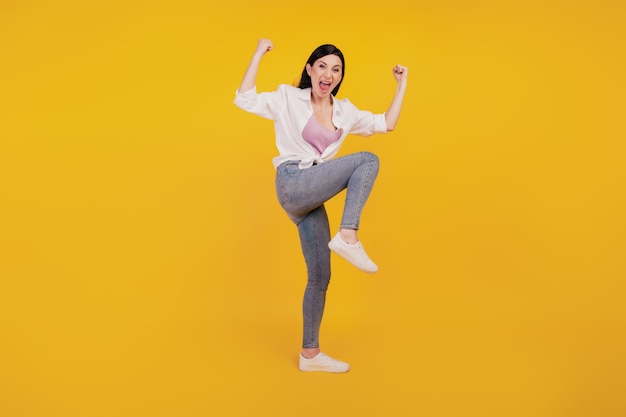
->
[[306, 54, 343, 100]]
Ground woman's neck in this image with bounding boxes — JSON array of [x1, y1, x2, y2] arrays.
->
[[310, 93, 333, 109]]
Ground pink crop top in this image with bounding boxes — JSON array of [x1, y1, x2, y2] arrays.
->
[[302, 114, 343, 155]]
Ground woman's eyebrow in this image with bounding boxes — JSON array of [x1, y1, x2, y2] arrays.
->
[[318, 59, 342, 68]]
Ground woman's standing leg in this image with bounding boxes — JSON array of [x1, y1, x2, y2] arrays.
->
[[296, 204, 350, 372], [297, 204, 331, 352]]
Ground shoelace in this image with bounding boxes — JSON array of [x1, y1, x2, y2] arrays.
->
[[354, 243, 374, 263], [318, 353, 341, 364]]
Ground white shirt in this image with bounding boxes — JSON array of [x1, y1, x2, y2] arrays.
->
[[234, 84, 387, 169]]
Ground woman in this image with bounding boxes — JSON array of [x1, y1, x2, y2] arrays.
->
[[234, 39, 408, 372]]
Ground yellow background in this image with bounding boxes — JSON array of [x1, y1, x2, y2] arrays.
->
[[1, 1, 625, 416]]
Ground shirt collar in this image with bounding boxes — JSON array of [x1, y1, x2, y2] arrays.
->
[[297, 87, 312, 101]]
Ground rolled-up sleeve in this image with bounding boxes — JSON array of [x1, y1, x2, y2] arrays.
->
[[373, 113, 388, 133], [234, 86, 277, 120], [349, 110, 388, 136]]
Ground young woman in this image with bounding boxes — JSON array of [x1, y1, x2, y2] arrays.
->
[[234, 38, 408, 372]]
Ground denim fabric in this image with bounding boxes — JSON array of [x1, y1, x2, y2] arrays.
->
[[275, 152, 380, 348]]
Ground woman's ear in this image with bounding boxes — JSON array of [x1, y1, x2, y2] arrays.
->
[[306, 63, 311, 76]]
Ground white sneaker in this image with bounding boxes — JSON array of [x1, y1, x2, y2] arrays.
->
[[328, 232, 378, 273], [299, 352, 350, 373]]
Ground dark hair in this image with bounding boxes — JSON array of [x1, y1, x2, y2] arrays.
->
[[297, 44, 345, 96]]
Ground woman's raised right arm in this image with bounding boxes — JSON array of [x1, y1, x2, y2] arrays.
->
[[238, 38, 274, 94]]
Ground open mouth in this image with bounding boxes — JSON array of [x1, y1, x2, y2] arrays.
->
[[319, 81, 331, 93]]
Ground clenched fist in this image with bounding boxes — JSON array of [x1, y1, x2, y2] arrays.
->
[[392, 64, 408, 83], [254, 38, 274, 58]]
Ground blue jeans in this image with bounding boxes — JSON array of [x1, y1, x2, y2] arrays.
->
[[275, 152, 380, 348]]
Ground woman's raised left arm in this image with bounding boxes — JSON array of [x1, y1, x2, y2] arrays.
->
[[384, 64, 408, 131]]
